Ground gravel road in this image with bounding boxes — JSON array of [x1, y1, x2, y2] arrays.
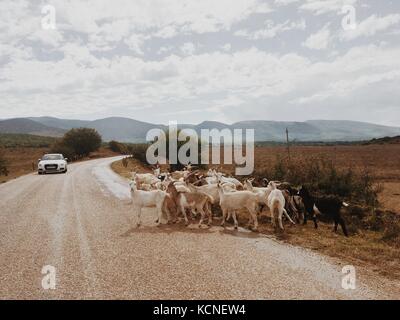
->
[[0, 156, 398, 299]]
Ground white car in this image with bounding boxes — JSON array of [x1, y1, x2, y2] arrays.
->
[[38, 154, 68, 174]]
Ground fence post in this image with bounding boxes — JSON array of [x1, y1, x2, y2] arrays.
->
[[286, 128, 291, 162]]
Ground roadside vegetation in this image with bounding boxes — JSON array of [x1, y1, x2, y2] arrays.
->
[[0, 148, 9, 176], [0, 129, 118, 183], [0, 133, 56, 148], [51, 128, 102, 160]]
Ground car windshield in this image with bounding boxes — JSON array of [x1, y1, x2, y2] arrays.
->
[[42, 154, 63, 160]]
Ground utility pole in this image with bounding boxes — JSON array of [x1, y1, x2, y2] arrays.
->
[[286, 128, 291, 162]]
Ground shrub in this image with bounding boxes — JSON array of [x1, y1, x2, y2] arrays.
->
[[50, 139, 75, 160], [376, 211, 400, 244], [127, 144, 149, 165], [52, 128, 102, 159], [157, 128, 206, 171], [109, 140, 127, 154], [122, 157, 129, 168], [254, 154, 381, 207], [0, 149, 9, 176]]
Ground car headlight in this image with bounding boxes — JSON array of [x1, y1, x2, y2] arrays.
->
[[38, 163, 43, 168]]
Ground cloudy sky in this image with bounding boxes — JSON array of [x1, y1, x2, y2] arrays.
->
[[0, 0, 399, 126]]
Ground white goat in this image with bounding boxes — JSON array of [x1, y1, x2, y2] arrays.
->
[[218, 174, 243, 189], [218, 184, 259, 231], [132, 172, 160, 186], [267, 182, 295, 230], [206, 169, 243, 189], [187, 180, 236, 206], [129, 180, 170, 227], [244, 179, 272, 212], [166, 182, 213, 227]]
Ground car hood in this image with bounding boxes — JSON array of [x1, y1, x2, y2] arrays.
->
[[39, 160, 67, 165]]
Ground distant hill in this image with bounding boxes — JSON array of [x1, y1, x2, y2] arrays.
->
[[0, 118, 65, 137], [364, 135, 400, 145], [305, 120, 400, 141], [27, 117, 90, 130], [29, 116, 165, 142], [86, 117, 165, 142], [3, 117, 400, 142]]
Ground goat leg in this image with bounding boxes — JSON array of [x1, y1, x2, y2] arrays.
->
[[221, 208, 227, 227], [312, 214, 318, 229], [339, 218, 349, 237], [232, 211, 239, 230]]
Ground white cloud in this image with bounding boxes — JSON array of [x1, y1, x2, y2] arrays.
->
[[303, 24, 331, 50], [0, 0, 399, 125], [274, 0, 299, 6], [235, 19, 306, 40], [341, 14, 400, 41], [221, 43, 232, 52], [180, 42, 196, 55], [299, 0, 359, 15]]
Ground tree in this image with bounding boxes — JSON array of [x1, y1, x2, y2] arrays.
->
[[163, 129, 204, 171], [57, 128, 102, 158], [50, 139, 75, 160], [108, 140, 127, 154], [0, 149, 9, 176]]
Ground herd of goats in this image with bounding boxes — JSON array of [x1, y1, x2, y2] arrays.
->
[[129, 165, 350, 237]]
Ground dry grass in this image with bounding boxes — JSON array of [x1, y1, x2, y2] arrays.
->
[[0, 146, 119, 184], [111, 156, 153, 180], [111, 143, 400, 280], [0, 147, 48, 183], [213, 144, 400, 213]]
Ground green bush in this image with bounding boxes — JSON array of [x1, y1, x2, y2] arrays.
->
[[51, 128, 102, 159], [126, 144, 149, 165], [50, 139, 75, 160], [108, 140, 127, 154]]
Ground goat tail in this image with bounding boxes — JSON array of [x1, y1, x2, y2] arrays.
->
[[342, 201, 350, 207]]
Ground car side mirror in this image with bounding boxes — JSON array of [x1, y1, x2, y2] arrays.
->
[[38, 159, 41, 162], [64, 158, 68, 162]]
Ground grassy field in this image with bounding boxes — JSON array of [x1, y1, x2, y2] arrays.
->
[[264, 145, 400, 213], [0, 133, 57, 148], [0, 133, 120, 183], [205, 144, 400, 213], [112, 143, 400, 280]]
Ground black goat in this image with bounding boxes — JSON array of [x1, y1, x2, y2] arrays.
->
[[297, 186, 349, 237]]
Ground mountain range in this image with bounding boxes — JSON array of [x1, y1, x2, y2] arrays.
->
[[0, 116, 399, 142]]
